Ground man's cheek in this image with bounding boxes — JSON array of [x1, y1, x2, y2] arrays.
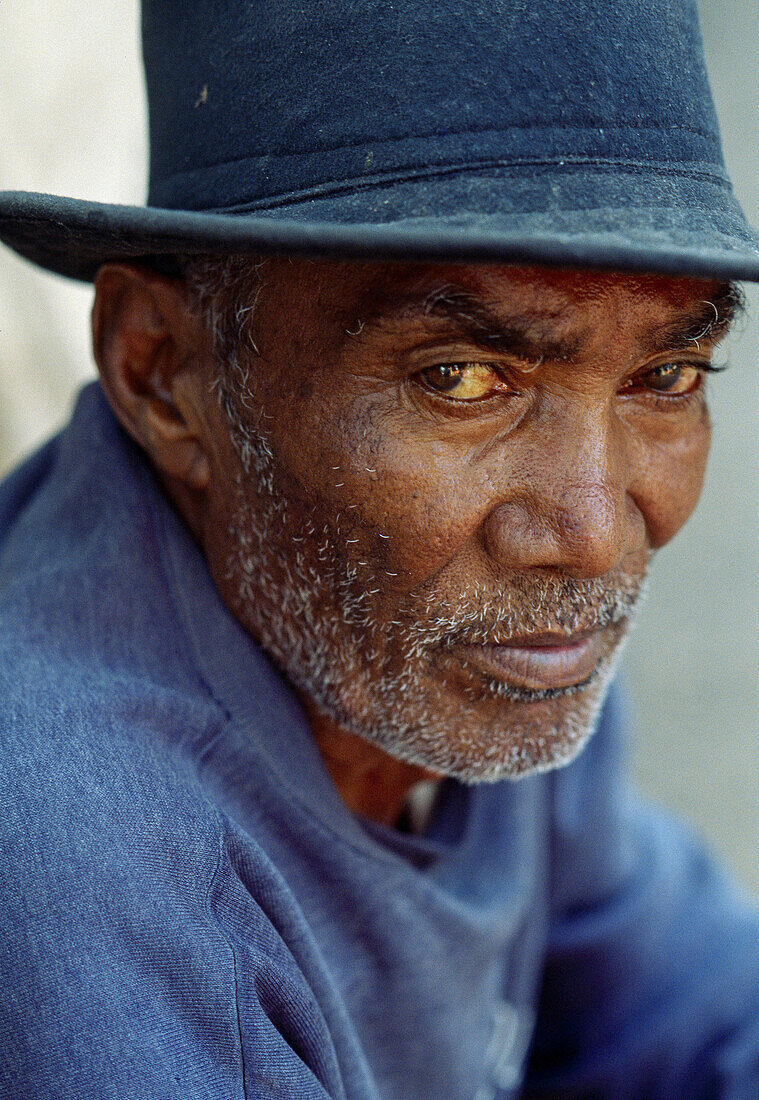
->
[[356, 484, 486, 598], [633, 426, 710, 549], [283, 403, 487, 582]]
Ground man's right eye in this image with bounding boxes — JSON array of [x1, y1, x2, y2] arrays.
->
[[417, 362, 513, 401]]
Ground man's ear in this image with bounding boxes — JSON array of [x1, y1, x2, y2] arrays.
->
[[91, 262, 211, 491]]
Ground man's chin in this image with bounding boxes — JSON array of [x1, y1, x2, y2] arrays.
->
[[346, 665, 617, 785]]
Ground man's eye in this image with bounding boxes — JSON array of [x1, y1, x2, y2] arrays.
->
[[417, 362, 508, 401], [627, 362, 704, 396]]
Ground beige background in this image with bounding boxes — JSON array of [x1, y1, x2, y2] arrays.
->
[[1, 3, 757, 891]]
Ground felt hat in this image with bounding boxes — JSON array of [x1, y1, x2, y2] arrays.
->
[[2, 0, 759, 282]]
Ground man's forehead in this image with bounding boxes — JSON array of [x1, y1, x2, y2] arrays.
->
[[250, 258, 742, 364], [336, 261, 741, 356], [350, 261, 723, 314], [273, 256, 723, 301]]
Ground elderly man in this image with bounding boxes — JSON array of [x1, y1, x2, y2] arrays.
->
[[1, 1, 759, 1097]]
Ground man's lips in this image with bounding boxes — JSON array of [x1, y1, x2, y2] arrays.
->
[[447, 628, 606, 691]]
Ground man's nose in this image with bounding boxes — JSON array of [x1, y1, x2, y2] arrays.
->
[[481, 406, 645, 579]]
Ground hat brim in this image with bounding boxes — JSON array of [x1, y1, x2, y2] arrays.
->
[[4, 163, 759, 282]]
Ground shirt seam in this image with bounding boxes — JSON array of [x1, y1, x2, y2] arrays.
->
[[205, 808, 249, 1100], [132, 448, 248, 1094]]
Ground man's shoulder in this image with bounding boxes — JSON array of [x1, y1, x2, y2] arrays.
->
[[0, 385, 228, 869], [0, 615, 253, 1099], [0, 612, 225, 865]]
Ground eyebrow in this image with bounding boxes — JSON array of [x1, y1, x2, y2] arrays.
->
[[371, 285, 583, 361], [362, 279, 745, 362], [640, 281, 745, 354]]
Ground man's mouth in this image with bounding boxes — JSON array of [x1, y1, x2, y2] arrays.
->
[[447, 627, 611, 692]]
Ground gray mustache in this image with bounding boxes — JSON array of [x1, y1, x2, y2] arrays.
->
[[398, 572, 647, 648]]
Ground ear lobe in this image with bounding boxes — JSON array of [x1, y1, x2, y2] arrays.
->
[[92, 262, 211, 491]]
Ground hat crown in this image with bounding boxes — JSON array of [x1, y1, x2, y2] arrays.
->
[[7, 0, 757, 286], [142, 0, 726, 213]]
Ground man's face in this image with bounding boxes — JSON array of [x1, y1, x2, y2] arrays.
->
[[203, 261, 724, 782]]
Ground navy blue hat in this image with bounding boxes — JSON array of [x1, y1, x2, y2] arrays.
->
[[2, 0, 759, 282]]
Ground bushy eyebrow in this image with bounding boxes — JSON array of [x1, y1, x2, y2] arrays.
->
[[640, 281, 745, 354], [361, 279, 745, 361], [364, 284, 584, 361]]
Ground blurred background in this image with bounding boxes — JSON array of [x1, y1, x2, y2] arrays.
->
[[1, 2, 757, 891]]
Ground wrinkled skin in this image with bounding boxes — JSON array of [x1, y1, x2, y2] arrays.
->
[[92, 260, 725, 826]]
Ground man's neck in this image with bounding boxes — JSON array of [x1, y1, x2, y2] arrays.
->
[[302, 699, 443, 828]]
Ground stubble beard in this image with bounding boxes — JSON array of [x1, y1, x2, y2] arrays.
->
[[224, 423, 648, 784]]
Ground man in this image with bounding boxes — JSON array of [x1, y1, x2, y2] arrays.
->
[[1, 1, 759, 1097]]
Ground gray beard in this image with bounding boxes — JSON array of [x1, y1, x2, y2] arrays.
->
[[225, 426, 647, 783]]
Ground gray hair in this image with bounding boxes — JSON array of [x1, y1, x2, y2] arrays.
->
[[149, 252, 271, 472]]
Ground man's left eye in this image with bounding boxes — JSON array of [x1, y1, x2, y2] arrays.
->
[[626, 362, 704, 396]]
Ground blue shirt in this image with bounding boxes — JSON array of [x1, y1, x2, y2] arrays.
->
[[1, 383, 758, 1099]]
